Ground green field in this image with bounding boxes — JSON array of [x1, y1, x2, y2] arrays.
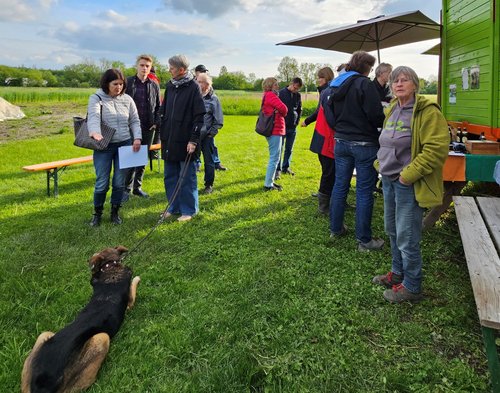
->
[[0, 96, 492, 392]]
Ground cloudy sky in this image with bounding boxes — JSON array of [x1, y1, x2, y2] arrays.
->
[[1, 0, 441, 79]]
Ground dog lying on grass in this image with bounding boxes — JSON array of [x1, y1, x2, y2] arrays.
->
[[21, 246, 140, 393]]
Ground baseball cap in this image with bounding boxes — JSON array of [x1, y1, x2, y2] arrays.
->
[[195, 64, 208, 73]]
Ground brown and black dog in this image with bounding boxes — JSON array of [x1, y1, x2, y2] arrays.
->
[[21, 246, 140, 393]]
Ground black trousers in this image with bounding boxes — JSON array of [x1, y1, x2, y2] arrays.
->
[[318, 154, 335, 196]]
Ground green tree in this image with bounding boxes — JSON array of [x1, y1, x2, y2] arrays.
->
[[299, 62, 319, 98], [277, 56, 299, 83]]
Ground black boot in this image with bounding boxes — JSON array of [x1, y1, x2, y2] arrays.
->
[[90, 206, 103, 227], [110, 204, 122, 225], [317, 192, 331, 215]]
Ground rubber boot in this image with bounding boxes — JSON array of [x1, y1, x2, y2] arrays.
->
[[317, 192, 331, 215], [110, 204, 122, 225], [90, 206, 103, 227]]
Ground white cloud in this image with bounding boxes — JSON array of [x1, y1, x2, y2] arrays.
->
[[0, 0, 37, 21]]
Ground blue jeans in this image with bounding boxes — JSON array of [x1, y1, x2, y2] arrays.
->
[[93, 140, 130, 207], [164, 159, 198, 216], [382, 176, 424, 293], [265, 135, 282, 187], [329, 139, 378, 243], [201, 137, 215, 186], [277, 128, 297, 171], [210, 138, 221, 165]]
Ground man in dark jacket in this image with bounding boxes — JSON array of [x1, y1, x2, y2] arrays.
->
[[372, 63, 393, 105], [123, 54, 161, 200], [160, 55, 206, 222], [277, 77, 302, 177]]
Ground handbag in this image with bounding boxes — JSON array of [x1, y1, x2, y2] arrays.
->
[[73, 94, 116, 150], [255, 96, 275, 137]]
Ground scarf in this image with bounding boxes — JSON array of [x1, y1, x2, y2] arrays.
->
[[171, 72, 194, 87]]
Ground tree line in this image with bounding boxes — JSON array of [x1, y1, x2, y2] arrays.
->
[[0, 56, 438, 94]]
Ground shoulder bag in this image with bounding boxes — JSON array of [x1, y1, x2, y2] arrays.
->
[[73, 94, 116, 150], [255, 96, 275, 137]]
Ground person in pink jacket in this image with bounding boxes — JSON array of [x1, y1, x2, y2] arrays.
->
[[261, 77, 288, 191]]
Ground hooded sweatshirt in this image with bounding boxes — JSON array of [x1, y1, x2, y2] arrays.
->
[[376, 94, 449, 208], [329, 72, 384, 144]]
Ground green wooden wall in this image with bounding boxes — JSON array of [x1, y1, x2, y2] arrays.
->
[[441, 0, 499, 129]]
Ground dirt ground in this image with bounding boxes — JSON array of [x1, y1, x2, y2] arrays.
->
[[0, 101, 86, 142]]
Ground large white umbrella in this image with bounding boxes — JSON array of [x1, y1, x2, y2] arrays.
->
[[277, 10, 441, 63]]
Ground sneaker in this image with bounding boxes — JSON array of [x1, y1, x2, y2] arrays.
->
[[203, 185, 213, 194], [383, 283, 424, 304], [264, 183, 282, 192], [329, 224, 348, 238], [274, 170, 281, 180], [357, 237, 385, 252], [133, 188, 149, 198], [177, 215, 193, 222], [282, 168, 295, 176], [215, 164, 227, 171], [121, 191, 130, 203], [372, 271, 403, 288], [160, 211, 173, 220]]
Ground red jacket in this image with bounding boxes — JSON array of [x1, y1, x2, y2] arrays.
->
[[262, 91, 287, 136]]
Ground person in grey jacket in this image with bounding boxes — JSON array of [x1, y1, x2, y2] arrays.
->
[[88, 68, 142, 226], [197, 73, 224, 194]]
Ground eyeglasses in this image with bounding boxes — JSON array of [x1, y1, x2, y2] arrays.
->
[[392, 78, 411, 84]]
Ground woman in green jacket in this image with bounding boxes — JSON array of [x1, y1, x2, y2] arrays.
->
[[372, 66, 449, 303]]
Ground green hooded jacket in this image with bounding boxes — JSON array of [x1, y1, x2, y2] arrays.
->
[[377, 94, 449, 208]]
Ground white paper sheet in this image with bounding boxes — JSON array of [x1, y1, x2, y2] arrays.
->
[[118, 145, 148, 169]]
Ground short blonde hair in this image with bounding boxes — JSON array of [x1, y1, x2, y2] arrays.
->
[[136, 54, 153, 64], [262, 77, 278, 91]]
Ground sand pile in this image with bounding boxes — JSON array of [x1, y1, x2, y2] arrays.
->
[[0, 97, 25, 121]]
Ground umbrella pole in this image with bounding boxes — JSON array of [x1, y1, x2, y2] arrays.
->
[[375, 23, 381, 63]]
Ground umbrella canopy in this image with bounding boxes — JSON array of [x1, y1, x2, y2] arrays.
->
[[277, 10, 440, 63], [422, 43, 440, 55]]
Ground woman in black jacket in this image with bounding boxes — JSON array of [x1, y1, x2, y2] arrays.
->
[[159, 55, 206, 222]]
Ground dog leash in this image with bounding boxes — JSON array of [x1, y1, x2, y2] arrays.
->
[[120, 152, 192, 262]]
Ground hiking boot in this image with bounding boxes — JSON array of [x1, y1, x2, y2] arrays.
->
[[283, 168, 295, 176], [383, 283, 424, 304], [89, 206, 103, 227], [215, 164, 227, 171], [110, 204, 122, 225], [274, 170, 281, 180], [317, 192, 330, 215], [357, 237, 385, 252], [372, 271, 403, 288], [203, 185, 213, 194]]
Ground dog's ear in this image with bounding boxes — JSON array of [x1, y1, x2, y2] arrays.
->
[[89, 253, 105, 274], [115, 245, 128, 255]]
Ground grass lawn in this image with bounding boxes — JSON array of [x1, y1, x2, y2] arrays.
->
[[0, 100, 493, 392]]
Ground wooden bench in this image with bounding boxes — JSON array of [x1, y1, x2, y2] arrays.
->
[[453, 196, 500, 392], [22, 156, 93, 197], [22, 144, 162, 197]]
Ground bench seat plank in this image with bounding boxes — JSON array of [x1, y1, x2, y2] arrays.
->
[[453, 196, 500, 330], [477, 197, 500, 253], [22, 156, 93, 172]]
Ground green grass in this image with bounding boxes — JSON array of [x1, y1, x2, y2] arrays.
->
[[0, 100, 492, 392]]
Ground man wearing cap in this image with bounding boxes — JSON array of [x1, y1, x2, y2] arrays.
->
[[194, 64, 228, 171]]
